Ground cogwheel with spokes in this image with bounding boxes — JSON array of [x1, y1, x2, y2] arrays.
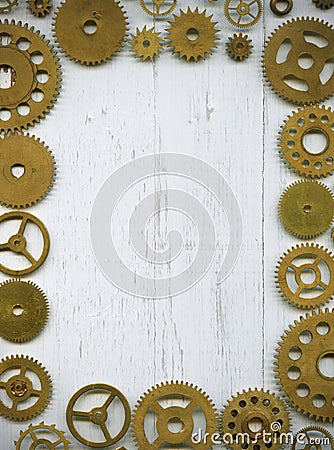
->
[[27, 0, 52, 17], [129, 26, 163, 61], [15, 422, 70, 449], [0, 0, 18, 13]]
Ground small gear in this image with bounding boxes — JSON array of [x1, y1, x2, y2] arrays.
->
[[132, 380, 217, 449], [293, 426, 334, 450], [274, 309, 334, 421], [27, 0, 52, 17], [53, 0, 128, 66], [312, 0, 334, 8], [140, 0, 176, 17], [263, 18, 334, 105], [224, 0, 262, 29], [226, 33, 252, 61], [166, 8, 220, 62], [0, 0, 18, 12], [129, 26, 163, 61], [0, 355, 52, 421], [278, 180, 334, 239], [15, 422, 70, 449], [278, 106, 334, 178], [221, 388, 292, 450]]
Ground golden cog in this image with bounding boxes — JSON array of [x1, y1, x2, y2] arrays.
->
[[0, 355, 52, 421], [224, 0, 262, 29], [27, 0, 52, 17], [130, 26, 163, 61], [15, 422, 70, 449], [274, 309, 334, 421], [140, 0, 176, 18], [132, 380, 217, 449], [226, 33, 253, 61], [293, 426, 334, 450], [278, 180, 334, 239], [312, 0, 334, 8], [0, 0, 18, 12], [53, 0, 128, 66]]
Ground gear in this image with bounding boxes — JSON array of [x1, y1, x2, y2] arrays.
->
[[226, 33, 253, 61], [0, 134, 56, 208], [53, 0, 128, 66], [0, 355, 52, 421], [166, 8, 220, 62], [0, 279, 49, 342], [224, 0, 262, 29], [140, 0, 176, 18], [270, 0, 293, 15], [132, 380, 217, 449], [293, 426, 334, 450], [0, 0, 18, 12], [27, 0, 52, 17], [263, 18, 334, 105], [274, 309, 334, 421], [221, 388, 292, 450], [0, 211, 50, 276], [278, 180, 334, 239], [130, 26, 163, 61], [278, 106, 334, 178], [15, 422, 70, 449], [312, 0, 334, 8], [0, 20, 61, 132]]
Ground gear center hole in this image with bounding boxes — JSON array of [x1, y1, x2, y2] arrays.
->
[[318, 352, 334, 379], [298, 53, 314, 70], [303, 204, 312, 214], [0, 65, 16, 89], [83, 20, 97, 35], [34, 0, 44, 8], [300, 268, 316, 285], [167, 417, 184, 433], [247, 417, 264, 433], [12, 304, 24, 316], [33, 443, 52, 450], [143, 40, 150, 48], [302, 128, 329, 155], [186, 28, 199, 42], [11, 164, 25, 179]]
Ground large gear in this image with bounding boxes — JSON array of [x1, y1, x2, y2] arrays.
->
[[53, 0, 128, 66], [278, 106, 334, 178], [132, 380, 217, 449], [226, 33, 253, 61], [129, 26, 163, 62], [27, 0, 52, 17], [15, 422, 70, 449], [221, 388, 292, 450], [263, 18, 334, 105], [0, 20, 61, 132], [0, 355, 52, 421], [166, 8, 220, 62], [278, 180, 334, 239], [224, 0, 262, 29], [293, 426, 334, 450], [0, 0, 18, 13], [274, 309, 334, 421], [312, 0, 334, 8]]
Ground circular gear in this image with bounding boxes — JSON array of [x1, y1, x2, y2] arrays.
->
[[15, 422, 70, 449], [27, 0, 52, 17], [0, 0, 18, 12], [274, 309, 334, 421], [166, 8, 220, 62], [140, 0, 176, 18], [226, 33, 253, 61], [53, 0, 128, 66], [0, 20, 61, 132], [132, 380, 217, 449], [293, 426, 334, 450], [312, 0, 334, 9], [224, 0, 262, 29], [129, 26, 163, 62], [263, 18, 334, 105], [270, 0, 293, 16], [0, 134, 56, 208], [0, 355, 52, 421], [278, 106, 334, 178], [278, 180, 334, 239], [221, 388, 292, 450]]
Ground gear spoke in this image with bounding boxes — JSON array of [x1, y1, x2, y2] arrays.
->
[[72, 410, 91, 420], [102, 392, 116, 410], [30, 389, 42, 398], [18, 216, 28, 235], [21, 249, 37, 265], [29, 429, 38, 442], [0, 243, 9, 251], [100, 422, 112, 442]]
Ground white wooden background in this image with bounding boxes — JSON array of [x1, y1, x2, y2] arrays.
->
[[1, 0, 334, 448]]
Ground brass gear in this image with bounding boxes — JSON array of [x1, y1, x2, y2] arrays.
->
[[140, 0, 176, 18], [132, 380, 217, 449], [224, 0, 262, 29], [129, 26, 163, 61], [166, 8, 220, 62], [293, 426, 334, 450], [312, 0, 334, 8], [270, 0, 293, 16], [27, 0, 52, 17], [53, 0, 128, 66], [278, 106, 334, 178], [0, 0, 18, 12], [0, 355, 52, 421], [274, 309, 334, 421], [226, 33, 253, 61], [15, 422, 70, 449], [0, 279, 49, 342], [0, 134, 56, 208], [263, 18, 334, 105], [0, 20, 61, 132], [221, 388, 292, 450], [278, 180, 334, 239]]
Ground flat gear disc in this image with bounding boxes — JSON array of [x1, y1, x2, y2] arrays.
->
[[263, 18, 334, 105], [0, 134, 56, 208], [130, 26, 163, 61], [224, 0, 262, 29], [221, 388, 292, 450], [0, 355, 52, 421], [226, 33, 253, 61], [53, 0, 128, 66], [132, 380, 217, 449], [293, 426, 334, 450], [27, 0, 52, 17], [274, 309, 334, 421], [278, 180, 334, 239], [15, 422, 70, 449], [0, 20, 61, 132], [312, 0, 334, 8], [278, 106, 334, 178]]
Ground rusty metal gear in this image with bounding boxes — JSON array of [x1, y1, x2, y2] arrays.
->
[[221, 388, 292, 450], [274, 309, 334, 421], [132, 380, 217, 449], [53, 0, 128, 66], [0, 355, 52, 421], [312, 0, 334, 9], [226, 33, 253, 61], [263, 18, 334, 105], [224, 0, 262, 29], [0, 134, 56, 209], [166, 8, 220, 62], [27, 0, 52, 17], [0, 20, 61, 132], [129, 26, 163, 61], [0, 0, 18, 12], [140, 0, 176, 18], [15, 422, 70, 449], [278, 180, 334, 239], [278, 106, 334, 178], [293, 426, 334, 450]]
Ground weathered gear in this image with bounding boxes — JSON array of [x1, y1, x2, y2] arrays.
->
[[15, 422, 70, 449], [0, 279, 49, 342], [66, 383, 131, 448], [0, 211, 50, 276], [0, 355, 52, 421], [270, 0, 293, 15], [27, 0, 52, 17], [166, 8, 220, 62], [132, 380, 217, 449], [224, 0, 262, 28], [226, 33, 252, 61], [0, 134, 56, 208], [140, 0, 176, 17], [53, 0, 128, 65], [312, 0, 334, 8], [274, 309, 334, 421], [293, 426, 334, 450], [263, 18, 334, 105], [278, 180, 334, 239], [221, 388, 292, 450], [0, 0, 18, 12], [278, 106, 334, 178], [129, 26, 163, 61], [0, 20, 61, 132]]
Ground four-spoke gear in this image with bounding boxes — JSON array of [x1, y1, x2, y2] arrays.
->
[[140, 0, 176, 17], [224, 0, 262, 29], [15, 422, 70, 449], [293, 426, 334, 450], [270, 0, 293, 15]]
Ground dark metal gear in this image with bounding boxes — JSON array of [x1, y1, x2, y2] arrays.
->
[[312, 0, 334, 8], [27, 0, 52, 17], [15, 422, 70, 449]]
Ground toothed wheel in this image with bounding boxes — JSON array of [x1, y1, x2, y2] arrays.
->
[[224, 0, 262, 29], [0, 0, 18, 13], [27, 0, 52, 17], [15, 422, 70, 449], [293, 426, 334, 450], [140, 0, 176, 17], [312, 0, 334, 8], [226, 33, 253, 61], [129, 26, 163, 62]]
